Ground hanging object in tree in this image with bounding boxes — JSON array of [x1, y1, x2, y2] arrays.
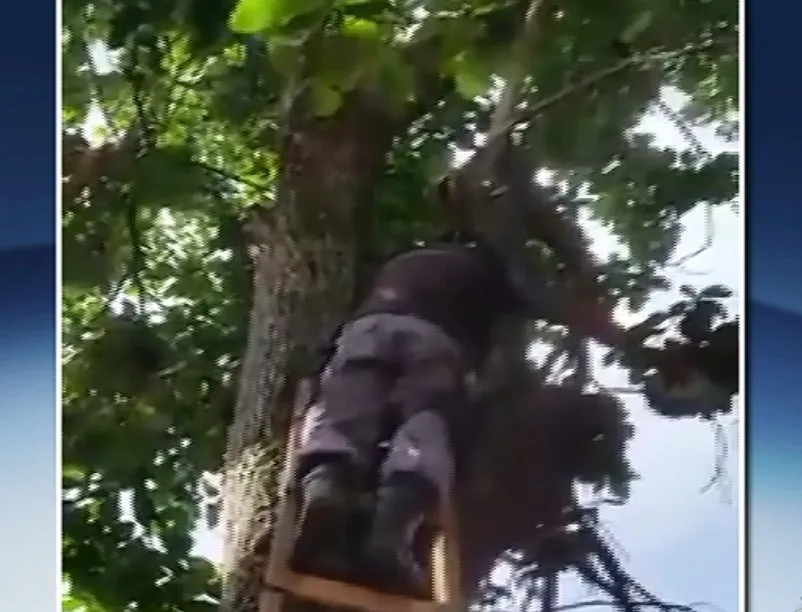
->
[[642, 320, 739, 419], [643, 367, 733, 419]]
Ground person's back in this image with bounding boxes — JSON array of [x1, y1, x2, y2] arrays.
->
[[290, 239, 529, 597], [287, 227, 655, 598], [357, 242, 524, 364]]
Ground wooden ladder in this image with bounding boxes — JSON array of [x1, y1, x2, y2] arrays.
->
[[260, 380, 465, 612]]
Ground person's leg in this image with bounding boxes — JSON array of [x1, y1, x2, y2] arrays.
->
[[382, 383, 459, 499], [292, 316, 394, 579], [361, 317, 466, 596]]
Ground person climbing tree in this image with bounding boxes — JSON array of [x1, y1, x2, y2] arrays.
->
[[286, 230, 628, 598]]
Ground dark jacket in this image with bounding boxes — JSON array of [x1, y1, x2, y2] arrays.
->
[[355, 241, 530, 363]]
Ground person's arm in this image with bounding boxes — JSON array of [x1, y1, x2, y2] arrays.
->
[[475, 238, 628, 349], [528, 202, 630, 346]]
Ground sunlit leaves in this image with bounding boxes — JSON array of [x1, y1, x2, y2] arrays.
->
[[309, 83, 344, 117], [229, 0, 328, 33], [132, 146, 209, 211], [342, 15, 381, 39], [451, 51, 495, 100], [314, 19, 386, 90], [229, 0, 281, 33]]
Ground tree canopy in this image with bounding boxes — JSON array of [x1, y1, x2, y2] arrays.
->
[[61, 0, 739, 610]]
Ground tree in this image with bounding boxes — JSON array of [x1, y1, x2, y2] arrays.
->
[[61, 0, 738, 611]]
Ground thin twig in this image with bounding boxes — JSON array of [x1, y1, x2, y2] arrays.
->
[[655, 97, 713, 163], [510, 41, 722, 132], [654, 92, 719, 267], [124, 194, 148, 316], [444, 40, 723, 188], [554, 601, 709, 611], [669, 202, 714, 266], [542, 571, 559, 612], [190, 160, 272, 193], [122, 63, 154, 317], [699, 418, 733, 503], [596, 385, 644, 395], [667, 264, 710, 275]]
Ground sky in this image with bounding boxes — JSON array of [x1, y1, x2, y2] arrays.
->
[[0, 247, 57, 612], [747, 302, 802, 611], [189, 90, 743, 611]]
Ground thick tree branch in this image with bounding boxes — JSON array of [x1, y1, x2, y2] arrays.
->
[[495, 39, 727, 151], [61, 132, 272, 203], [486, 0, 553, 150]]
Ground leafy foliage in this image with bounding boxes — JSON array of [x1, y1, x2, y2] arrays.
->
[[62, 0, 738, 610]]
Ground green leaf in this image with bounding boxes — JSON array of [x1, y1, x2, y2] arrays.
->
[[269, 40, 303, 76], [229, 0, 275, 33], [342, 16, 381, 39], [341, 0, 393, 19], [229, 0, 327, 33], [699, 284, 734, 299], [423, 146, 453, 184], [452, 52, 493, 100], [437, 17, 484, 58], [668, 301, 688, 317], [620, 11, 654, 44], [316, 20, 385, 91], [132, 146, 205, 211], [63, 464, 85, 483], [377, 48, 416, 110], [309, 83, 344, 117]]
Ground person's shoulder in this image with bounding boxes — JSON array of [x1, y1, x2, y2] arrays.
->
[[464, 241, 508, 271], [391, 233, 504, 269], [388, 243, 462, 261]]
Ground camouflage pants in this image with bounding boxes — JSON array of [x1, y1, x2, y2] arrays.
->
[[297, 313, 467, 499]]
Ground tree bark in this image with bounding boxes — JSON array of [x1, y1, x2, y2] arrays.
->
[[219, 90, 399, 612]]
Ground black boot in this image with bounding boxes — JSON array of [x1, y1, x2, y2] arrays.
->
[[361, 472, 438, 598], [290, 459, 361, 580]]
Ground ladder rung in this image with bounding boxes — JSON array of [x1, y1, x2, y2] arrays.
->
[[260, 380, 463, 612], [265, 571, 447, 612]]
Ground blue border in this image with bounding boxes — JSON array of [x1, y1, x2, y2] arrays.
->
[[0, 0, 57, 609], [747, 0, 802, 608]]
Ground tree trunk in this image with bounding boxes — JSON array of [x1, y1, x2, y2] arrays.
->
[[217, 85, 607, 612], [220, 91, 399, 612]]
